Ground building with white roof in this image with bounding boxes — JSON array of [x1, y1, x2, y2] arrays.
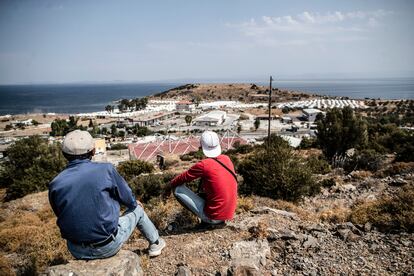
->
[[194, 110, 227, 127], [302, 108, 324, 122]]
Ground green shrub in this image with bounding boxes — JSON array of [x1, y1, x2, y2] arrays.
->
[[110, 143, 128, 150], [319, 178, 336, 188], [317, 107, 367, 161], [129, 173, 175, 202], [180, 149, 204, 161], [0, 136, 67, 200], [344, 149, 383, 173], [306, 155, 331, 174], [117, 160, 154, 182], [350, 185, 414, 232], [299, 137, 318, 149], [238, 135, 319, 202]]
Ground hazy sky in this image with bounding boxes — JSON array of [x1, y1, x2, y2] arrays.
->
[[0, 0, 413, 84]]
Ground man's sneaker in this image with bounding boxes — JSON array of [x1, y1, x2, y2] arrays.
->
[[148, 238, 166, 257]]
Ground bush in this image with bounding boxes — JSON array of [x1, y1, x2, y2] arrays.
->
[[110, 143, 128, 150], [299, 137, 318, 149], [179, 149, 204, 161], [238, 135, 319, 202], [350, 185, 414, 232], [319, 178, 336, 188], [344, 149, 383, 173], [306, 155, 331, 174], [0, 136, 67, 200], [129, 173, 174, 202], [116, 160, 154, 182]]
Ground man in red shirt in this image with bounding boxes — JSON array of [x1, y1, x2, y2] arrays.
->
[[170, 131, 238, 225]]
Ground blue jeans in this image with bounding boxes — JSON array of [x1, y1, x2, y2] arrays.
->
[[174, 185, 224, 224], [67, 205, 159, 260]]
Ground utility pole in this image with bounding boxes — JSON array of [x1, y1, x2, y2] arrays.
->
[[267, 76, 273, 147]]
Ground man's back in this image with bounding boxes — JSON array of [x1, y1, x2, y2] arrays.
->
[[49, 159, 134, 243]]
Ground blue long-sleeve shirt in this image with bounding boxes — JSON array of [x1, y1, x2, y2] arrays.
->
[[48, 159, 137, 243]]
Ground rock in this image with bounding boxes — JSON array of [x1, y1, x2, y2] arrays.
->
[[229, 240, 270, 269], [389, 178, 407, 186], [229, 265, 260, 276], [364, 222, 372, 232], [302, 235, 318, 249], [341, 184, 356, 192], [176, 265, 191, 276], [267, 228, 298, 240], [46, 250, 143, 276], [251, 207, 299, 220], [337, 229, 359, 242]]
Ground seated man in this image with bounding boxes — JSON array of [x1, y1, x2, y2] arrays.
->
[[170, 131, 238, 225], [49, 130, 165, 259]]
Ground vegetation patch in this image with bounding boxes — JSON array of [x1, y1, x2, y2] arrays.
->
[[350, 185, 414, 232]]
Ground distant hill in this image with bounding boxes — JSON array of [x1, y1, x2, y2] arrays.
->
[[151, 83, 317, 102]]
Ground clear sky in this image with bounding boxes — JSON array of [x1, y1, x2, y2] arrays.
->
[[0, 0, 413, 84]]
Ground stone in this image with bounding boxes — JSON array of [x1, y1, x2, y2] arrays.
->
[[267, 228, 298, 240], [176, 265, 191, 276], [302, 235, 318, 249], [337, 229, 359, 242], [46, 250, 143, 276], [230, 265, 260, 276], [251, 207, 299, 220], [364, 222, 372, 232], [229, 240, 271, 269]]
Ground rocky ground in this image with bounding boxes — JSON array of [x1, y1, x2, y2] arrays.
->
[[0, 165, 413, 275], [121, 169, 413, 275]]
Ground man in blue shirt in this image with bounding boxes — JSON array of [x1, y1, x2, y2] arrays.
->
[[49, 130, 165, 259]]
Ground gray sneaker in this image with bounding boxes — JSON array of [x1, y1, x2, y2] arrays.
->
[[148, 238, 166, 257]]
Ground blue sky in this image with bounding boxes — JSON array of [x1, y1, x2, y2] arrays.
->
[[0, 0, 413, 84]]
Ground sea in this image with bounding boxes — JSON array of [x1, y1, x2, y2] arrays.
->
[[0, 78, 413, 115]]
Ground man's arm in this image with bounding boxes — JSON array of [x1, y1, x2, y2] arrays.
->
[[110, 165, 138, 210], [170, 161, 204, 188]]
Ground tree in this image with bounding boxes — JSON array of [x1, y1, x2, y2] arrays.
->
[[185, 115, 193, 126], [316, 107, 367, 161], [88, 119, 94, 128], [0, 136, 67, 200], [254, 118, 260, 131], [110, 124, 118, 136], [105, 105, 113, 113], [50, 116, 84, 136], [192, 95, 202, 107]]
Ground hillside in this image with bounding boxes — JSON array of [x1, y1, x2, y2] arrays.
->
[[0, 161, 413, 275], [151, 83, 317, 103]]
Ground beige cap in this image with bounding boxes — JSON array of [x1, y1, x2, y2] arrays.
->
[[62, 130, 95, 155]]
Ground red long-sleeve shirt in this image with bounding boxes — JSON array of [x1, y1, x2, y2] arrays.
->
[[170, 154, 238, 221]]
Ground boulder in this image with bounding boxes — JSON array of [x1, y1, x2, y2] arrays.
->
[[46, 250, 143, 276], [229, 239, 270, 270]]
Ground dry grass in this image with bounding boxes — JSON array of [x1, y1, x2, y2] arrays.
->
[[319, 206, 351, 223], [248, 220, 269, 239], [350, 185, 414, 232], [0, 206, 71, 275], [0, 254, 15, 276], [376, 162, 414, 177], [236, 196, 254, 214], [350, 170, 373, 180]]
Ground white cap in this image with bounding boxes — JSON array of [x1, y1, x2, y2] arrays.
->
[[200, 131, 221, 158], [62, 130, 95, 155]]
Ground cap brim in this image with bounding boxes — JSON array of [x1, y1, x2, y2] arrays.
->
[[202, 143, 222, 158]]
